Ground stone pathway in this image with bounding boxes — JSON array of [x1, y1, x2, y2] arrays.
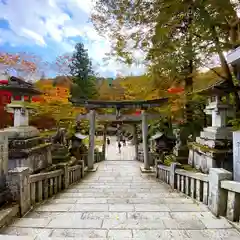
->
[[106, 138, 135, 161], [1, 142, 240, 239]]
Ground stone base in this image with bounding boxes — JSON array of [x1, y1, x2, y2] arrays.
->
[[140, 165, 155, 173], [85, 165, 98, 172], [200, 127, 232, 141], [3, 126, 40, 139], [188, 143, 233, 173]]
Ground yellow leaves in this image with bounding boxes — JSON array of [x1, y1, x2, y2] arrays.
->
[[32, 78, 82, 124], [35, 80, 70, 104]]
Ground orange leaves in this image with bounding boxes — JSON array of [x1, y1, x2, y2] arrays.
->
[[35, 80, 70, 104]]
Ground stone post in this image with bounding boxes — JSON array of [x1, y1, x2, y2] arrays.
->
[[88, 109, 96, 170], [133, 124, 138, 161], [60, 163, 69, 189], [46, 146, 52, 165], [141, 109, 150, 170], [102, 124, 107, 160], [208, 168, 232, 217], [233, 131, 240, 181], [170, 163, 177, 189], [7, 167, 31, 216]]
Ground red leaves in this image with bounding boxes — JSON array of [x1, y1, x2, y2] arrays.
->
[[167, 87, 184, 94]]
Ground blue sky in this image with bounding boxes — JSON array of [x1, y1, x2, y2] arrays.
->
[[0, 0, 145, 80]]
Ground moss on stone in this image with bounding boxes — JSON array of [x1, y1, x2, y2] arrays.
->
[[179, 164, 200, 172], [189, 142, 230, 154]]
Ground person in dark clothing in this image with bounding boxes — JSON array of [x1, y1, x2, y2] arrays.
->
[[122, 139, 126, 146], [107, 138, 110, 145], [118, 142, 122, 153]]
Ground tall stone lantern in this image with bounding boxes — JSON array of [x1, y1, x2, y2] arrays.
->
[[188, 80, 235, 173], [0, 76, 52, 173]]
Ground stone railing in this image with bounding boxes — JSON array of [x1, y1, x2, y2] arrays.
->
[[7, 161, 85, 217], [156, 163, 209, 205], [156, 165, 170, 184], [68, 165, 83, 185], [175, 169, 209, 204], [29, 169, 64, 206], [156, 164, 240, 223]]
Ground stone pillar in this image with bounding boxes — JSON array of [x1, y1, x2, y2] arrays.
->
[[88, 109, 96, 170], [62, 163, 69, 189], [7, 167, 31, 216], [170, 163, 177, 188], [208, 168, 232, 217], [133, 124, 138, 161], [141, 110, 150, 169], [102, 124, 107, 160], [233, 131, 240, 181], [46, 146, 52, 165]]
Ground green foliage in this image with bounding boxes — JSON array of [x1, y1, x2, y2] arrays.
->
[[69, 43, 98, 99], [92, 0, 240, 109], [229, 119, 240, 131]]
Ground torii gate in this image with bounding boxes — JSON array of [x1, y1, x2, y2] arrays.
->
[[71, 98, 168, 172]]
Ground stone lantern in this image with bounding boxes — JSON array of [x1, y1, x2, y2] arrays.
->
[[0, 76, 52, 173], [188, 80, 235, 173]]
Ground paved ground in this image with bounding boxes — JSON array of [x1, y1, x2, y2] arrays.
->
[[105, 137, 135, 161], [1, 140, 240, 239]]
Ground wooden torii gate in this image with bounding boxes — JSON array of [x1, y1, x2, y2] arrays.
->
[[71, 98, 168, 172]]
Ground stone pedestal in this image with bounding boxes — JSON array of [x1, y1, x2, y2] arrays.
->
[[4, 126, 52, 174], [51, 143, 70, 164], [188, 96, 234, 173]]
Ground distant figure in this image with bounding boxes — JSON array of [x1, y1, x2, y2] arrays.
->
[[107, 138, 110, 145], [122, 139, 126, 146], [118, 141, 122, 153]]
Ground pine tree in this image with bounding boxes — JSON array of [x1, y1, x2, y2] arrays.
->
[[69, 43, 97, 99]]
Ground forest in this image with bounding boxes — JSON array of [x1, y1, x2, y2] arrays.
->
[[1, 0, 240, 140]]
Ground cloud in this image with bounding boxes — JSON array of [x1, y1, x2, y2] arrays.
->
[[21, 28, 46, 46], [0, 0, 145, 78]]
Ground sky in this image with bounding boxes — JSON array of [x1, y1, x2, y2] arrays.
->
[[0, 0, 146, 80]]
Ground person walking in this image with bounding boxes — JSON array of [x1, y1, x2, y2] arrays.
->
[[107, 138, 110, 145], [118, 141, 122, 153]]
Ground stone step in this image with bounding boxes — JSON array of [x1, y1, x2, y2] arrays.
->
[[0, 204, 19, 228]]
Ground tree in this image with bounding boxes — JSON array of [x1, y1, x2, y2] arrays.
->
[[92, 0, 240, 109], [30, 79, 86, 129], [69, 43, 98, 99], [0, 52, 50, 82]]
